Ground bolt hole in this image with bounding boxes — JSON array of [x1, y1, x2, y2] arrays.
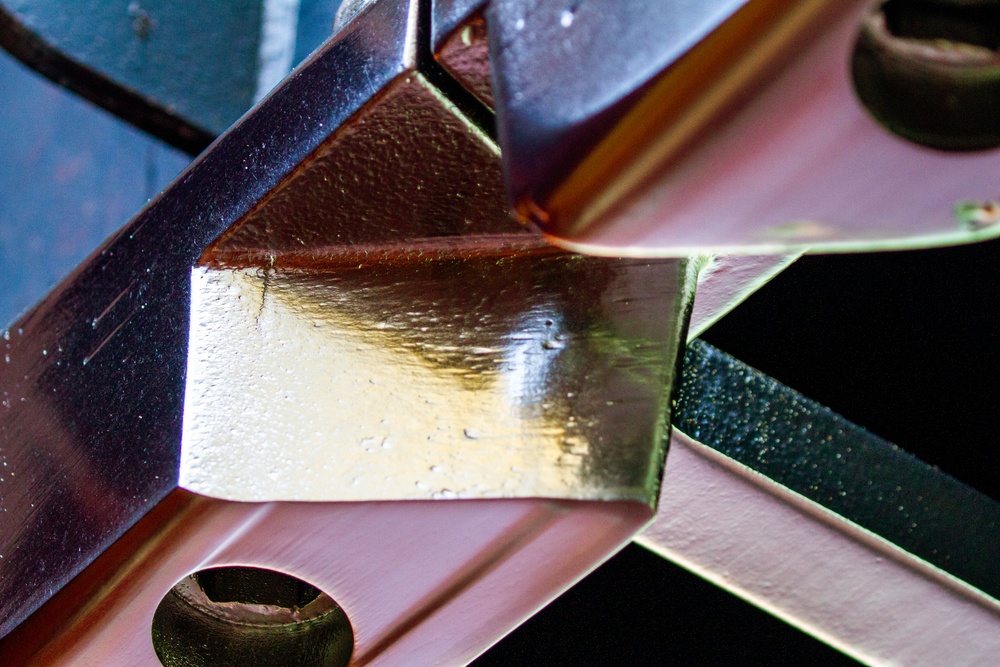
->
[[851, 0, 1000, 151], [151, 566, 353, 667], [882, 0, 1000, 50], [195, 566, 322, 607]]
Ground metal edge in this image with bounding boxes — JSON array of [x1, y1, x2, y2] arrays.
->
[[638, 431, 1000, 666], [672, 340, 1000, 599]]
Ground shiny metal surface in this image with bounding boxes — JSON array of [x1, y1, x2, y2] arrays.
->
[[0, 491, 652, 665], [0, 0, 417, 637], [641, 431, 1000, 667], [185, 6, 693, 506], [637, 340, 1000, 664], [182, 256, 692, 503], [204, 71, 509, 262], [0, 0, 704, 643], [487, 0, 747, 228], [686, 253, 801, 339], [9, 1, 986, 662], [488, 0, 1000, 255], [151, 566, 354, 667]]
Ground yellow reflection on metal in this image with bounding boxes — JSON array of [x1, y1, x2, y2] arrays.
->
[[179, 36, 698, 507], [180, 251, 693, 504]]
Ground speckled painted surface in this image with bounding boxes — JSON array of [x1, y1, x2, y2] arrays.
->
[[675, 339, 1000, 600]]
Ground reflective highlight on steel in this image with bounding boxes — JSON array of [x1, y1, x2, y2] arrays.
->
[[187, 1, 694, 506], [181, 253, 694, 503]]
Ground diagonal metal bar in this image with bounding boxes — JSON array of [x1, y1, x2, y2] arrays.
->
[[639, 340, 1000, 666]]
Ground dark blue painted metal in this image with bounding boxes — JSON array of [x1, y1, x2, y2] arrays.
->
[[0, 0, 347, 153], [0, 51, 189, 329]]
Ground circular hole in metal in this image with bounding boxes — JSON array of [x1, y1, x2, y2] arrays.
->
[[151, 566, 353, 667], [851, 0, 1000, 151]]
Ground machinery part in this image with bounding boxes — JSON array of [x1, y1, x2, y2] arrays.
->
[[852, 0, 1000, 151], [484, 0, 1000, 255], [7, 0, 1000, 255], [434, 5, 492, 107], [0, 491, 649, 665], [1, 0, 1000, 662], [673, 340, 1000, 601], [0, 2, 716, 656], [0, 0, 421, 635], [0, 3, 791, 653], [637, 341, 1000, 666], [151, 566, 354, 667], [10, 341, 997, 665], [181, 258, 690, 504], [644, 431, 1000, 667], [639, 340, 1000, 666]]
